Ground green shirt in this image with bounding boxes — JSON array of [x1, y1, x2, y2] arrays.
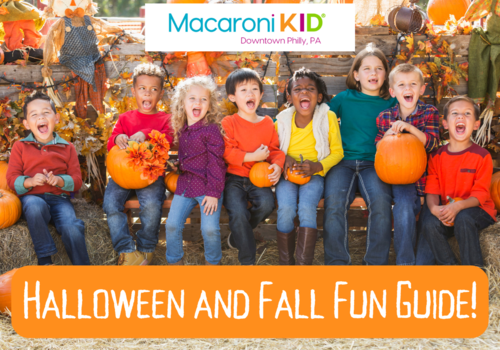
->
[[328, 89, 397, 162]]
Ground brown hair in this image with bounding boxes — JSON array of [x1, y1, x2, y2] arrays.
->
[[443, 95, 480, 121], [132, 63, 166, 89], [23, 91, 56, 120], [388, 63, 425, 87], [346, 43, 391, 99]]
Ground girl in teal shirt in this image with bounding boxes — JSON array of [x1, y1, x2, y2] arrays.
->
[[324, 44, 397, 265]]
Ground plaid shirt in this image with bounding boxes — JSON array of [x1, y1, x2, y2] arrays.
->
[[375, 100, 440, 195]]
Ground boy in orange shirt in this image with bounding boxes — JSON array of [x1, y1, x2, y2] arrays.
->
[[222, 68, 285, 265], [420, 96, 496, 267]]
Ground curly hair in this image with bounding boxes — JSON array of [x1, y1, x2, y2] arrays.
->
[[133, 63, 166, 88], [284, 67, 330, 107], [170, 76, 223, 144], [346, 43, 391, 100]]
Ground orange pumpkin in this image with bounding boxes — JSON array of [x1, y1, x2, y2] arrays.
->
[[249, 162, 273, 188], [445, 197, 464, 227], [165, 172, 179, 193], [0, 161, 14, 193], [286, 167, 311, 185], [107, 146, 151, 190], [427, 0, 471, 25], [265, 0, 301, 3], [375, 133, 427, 185], [0, 269, 16, 314], [490, 172, 500, 212], [0, 189, 21, 229]]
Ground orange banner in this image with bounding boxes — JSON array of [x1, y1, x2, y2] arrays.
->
[[12, 266, 488, 338]]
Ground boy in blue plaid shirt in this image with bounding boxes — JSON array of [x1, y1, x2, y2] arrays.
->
[[375, 64, 440, 265]]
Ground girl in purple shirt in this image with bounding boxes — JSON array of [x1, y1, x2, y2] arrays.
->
[[165, 76, 226, 265]]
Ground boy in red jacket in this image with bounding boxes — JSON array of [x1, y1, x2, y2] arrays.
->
[[104, 63, 173, 266], [6, 91, 90, 266], [419, 96, 497, 268]]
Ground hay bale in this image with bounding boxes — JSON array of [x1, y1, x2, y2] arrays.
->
[[0, 199, 117, 274]]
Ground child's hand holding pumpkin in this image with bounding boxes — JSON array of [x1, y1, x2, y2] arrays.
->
[[293, 160, 323, 177], [283, 155, 297, 180], [391, 120, 412, 134], [115, 134, 129, 149], [268, 163, 281, 185], [202, 196, 219, 216], [439, 202, 462, 226], [129, 131, 146, 143]]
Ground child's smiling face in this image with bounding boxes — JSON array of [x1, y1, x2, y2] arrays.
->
[[23, 99, 60, 143], [184, 84, 210, 126], [287, 77, 322, 118], [354, 56, 386, 96], [389, 71, 426, 111], [228, 79, 263, 118], [442, 100, 480, 143], [132, 75, 164, 114]]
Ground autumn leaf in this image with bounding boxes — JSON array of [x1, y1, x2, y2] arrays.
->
[[0, 7, 9, 15], [369, 14, 388, 27]]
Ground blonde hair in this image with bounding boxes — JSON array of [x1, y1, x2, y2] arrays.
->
[[389, 63, 425, 87], [346, 43, 391, 99], [170, 76, 223, 144], [133, 63, 166, 87]]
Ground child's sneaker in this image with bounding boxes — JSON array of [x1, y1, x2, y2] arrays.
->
[[227, 232, 237, 249], [140, 251, 154, 265], [117, 251, 148, 266]]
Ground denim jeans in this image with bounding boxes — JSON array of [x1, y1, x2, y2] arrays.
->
[[103, 177, 166, 254], [223, 174, 275, 265], [392, 184, 421, 265], [275, 175, 324, 233], [415, 198, 436, 265], [20, 194, 90, 265], [323, 160, 393, 265], [419, 201, 495, 268], [165, 192, 223, 265]]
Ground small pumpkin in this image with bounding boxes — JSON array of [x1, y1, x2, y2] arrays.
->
[[0, 269, 16, 314], [0, 189, 21, 229], [444, 196, 464, 227], [490, 172, 500, 212], [427, 0, 471, 25], [286, 155, 311, 185], [249, 162, 273, 188], [0, 161, 14, 193], [165, 172, 179, 194], [107, 146, 151, 190], [375, 133, 427, 185]]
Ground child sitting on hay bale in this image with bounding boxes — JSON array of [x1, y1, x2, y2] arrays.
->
[[419, 95, 497, 268], [103, 63, 173, 266], [5, 91, 90, 266]]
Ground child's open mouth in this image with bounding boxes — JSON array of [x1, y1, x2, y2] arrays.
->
[[37, 122, 48, 134], [404, 93, 413, 103], [142, 100, 152, 110], [368, 78, 378, 84], [456, 122, 466, 135], [192, 108, 201, 118], [246, 99, 255, 110], [300, 97, 311, 110]]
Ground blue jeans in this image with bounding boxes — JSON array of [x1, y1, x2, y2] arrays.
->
[[223, 174, 275, 265], [20, 194, 90, 265], [416, 198, 436, 265], [392, 184, 421, 265], [276, 175, 324, 233], [103, 177, 166, 254], [165, 192, 223, 265], [419, 201, 495, 268], [323, 160, 393, 265]]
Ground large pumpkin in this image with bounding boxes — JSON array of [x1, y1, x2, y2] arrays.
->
[[490, 172, 500, 212], [427, 0, 471, 25], [0, 269, 16, 314], [286, 167, 311, 185], [249, 162, 273, 188], [107, 146, 151, 190], [0, 189, 21, 229], [0, 161, 13, 193], [375, 133, 427, 185], [165, 172, 179, 193]]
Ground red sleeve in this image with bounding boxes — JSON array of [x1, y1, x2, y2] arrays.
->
[[425, 152, 440, 195], [107, 114, 126, 151], [159, 114, 174, 145], [375, 112, 390, 143], [222, 117, 246, 166], [6, 141, 24, 191], [266, 123, 285, 169], [470, 154, 494, 206], [67, 144, 83, 192]]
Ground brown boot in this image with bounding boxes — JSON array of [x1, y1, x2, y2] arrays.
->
[[276, 229, 296, 265], [117, 251, 148, 266], [139, 251, 154, 265], [205, 260, 220, 265], [170, 259, 184, 265], [296, 227, 317, 265]]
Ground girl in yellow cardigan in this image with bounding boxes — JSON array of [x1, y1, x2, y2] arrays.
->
[[275, 68, 343, 265]]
